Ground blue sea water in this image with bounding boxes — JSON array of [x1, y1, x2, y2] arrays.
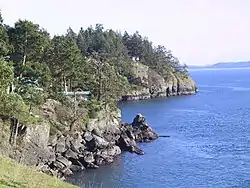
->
[[68, 68, 250, 188]]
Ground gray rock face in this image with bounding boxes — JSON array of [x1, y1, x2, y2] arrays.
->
[[64, 149, 78, 160], [87, 163, 99, 169], [65, 136, 72, 149], [53, 161, 65, 169], [70, 139, 85, 153], [93, 135, 109, 149], [121, 62, 197, 101], [26, 110, 158, 180], [24, 123, 50, 149], [83, 131, 94, 142], [47, 146, 56, 163], [117, 133, 144, 155], [82, 151, 95, 164], [117, 114, 158, 155], [60, 167, 73, 176], [56, 156, 72, 167], [70, 164, 84, 172], [106, 145, 121, 156], [95, 155, 105, 165], [55, 136, 66, 153], [18, 122, 52, 166]]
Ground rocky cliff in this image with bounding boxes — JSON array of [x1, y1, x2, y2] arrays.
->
[[122, 62, 197, 101], [40, 108, 158, 179], [0, 63, 197, 181], [0, 100, 158, 180]]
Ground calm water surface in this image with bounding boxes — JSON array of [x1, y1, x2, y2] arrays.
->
[[68, 68, 250, 188]]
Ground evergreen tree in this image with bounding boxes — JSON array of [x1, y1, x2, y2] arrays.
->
[[66, 27, 77, 40], [44, 35, 85, 94], [7, 20, 50, 76], [0, 11, 10, 57]]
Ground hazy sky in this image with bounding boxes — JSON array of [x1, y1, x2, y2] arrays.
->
[[1, 0, 250, 65]]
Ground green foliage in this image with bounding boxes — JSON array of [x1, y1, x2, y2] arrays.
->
[[0, 58, 13, 92], [7, 20, 50, 61], [0, 26, 10, 57], [44, 35, 87, 95], [0, 92, 30, 123], [0, 58, 33, 124], [82, 115, 89, 130], [83, 99, 101, 119], [0, 10, 190, 128], [17, 84, 44, 112], [21, 61, 52, 88], [0, 10, 11, 57]]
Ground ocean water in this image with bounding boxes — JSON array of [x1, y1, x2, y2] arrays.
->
[[68, 68, 250, 188]]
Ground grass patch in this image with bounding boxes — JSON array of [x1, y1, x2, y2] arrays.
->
[[0, 157, 78, 188]]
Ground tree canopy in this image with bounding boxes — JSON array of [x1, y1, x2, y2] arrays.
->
[[0, 9, 188, 118]]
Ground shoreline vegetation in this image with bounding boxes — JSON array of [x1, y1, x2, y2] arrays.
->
[[0, 9, 197, 188]]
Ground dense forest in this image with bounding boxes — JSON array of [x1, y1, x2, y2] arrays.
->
[[0, 10, 189, 141]]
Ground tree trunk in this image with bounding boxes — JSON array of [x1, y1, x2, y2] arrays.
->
[[97, 65, 103, 101], [29, 104, 32, 113], [9, 118, 14, 144], [20, 32, 27, 78], [7, 85, 10, 94], [9, 118, 19, 146], [19, 54, 26, 78], [13, 118, 19, 146], [69, 78, 72, 92], [69, 117, 78, 132], [64, 76, 67, 93]]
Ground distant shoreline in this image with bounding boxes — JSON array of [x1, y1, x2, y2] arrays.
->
[[188, 67, 250, 71]]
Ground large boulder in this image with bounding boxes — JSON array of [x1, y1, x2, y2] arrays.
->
[[64, 149, 78, 160], [70, 132, 85, 153], [92, 135, 109, 149], [97, 145, 121, 160], [117, 114, 158, 155], [132, 113, 147, 127], [105, 145, 121, 156], [95, 155, 106, 165], [70, 164, 85, 172], [130, 114, 158, 142], [24, 122, 50, 149], [83, 131, 94, 142], [87, 106, 122, 135], [56, 156, 72, 167], [60, 167, 73, 176], [79, 151, 95, 165], [117, 130, 144, 155]]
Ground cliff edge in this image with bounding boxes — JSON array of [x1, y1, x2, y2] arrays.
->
[[122, 62, 197, 101], [0, 99, 158, 180]]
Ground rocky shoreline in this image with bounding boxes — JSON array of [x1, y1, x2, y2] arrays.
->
[[2, 68, 198, 182], [38, 114, 158, 179], [120, 62, 198, 101], [121, 90, 197, 101], [2, 78, 197, 183], [11, 81, 197, 181]]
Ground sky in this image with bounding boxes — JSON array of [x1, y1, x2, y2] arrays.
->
[[1, 0, 250, 65]]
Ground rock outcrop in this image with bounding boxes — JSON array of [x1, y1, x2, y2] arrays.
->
[[121, 62, 197, 101], [43, 113, 157, 179], [13, 103, 158, 179]]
